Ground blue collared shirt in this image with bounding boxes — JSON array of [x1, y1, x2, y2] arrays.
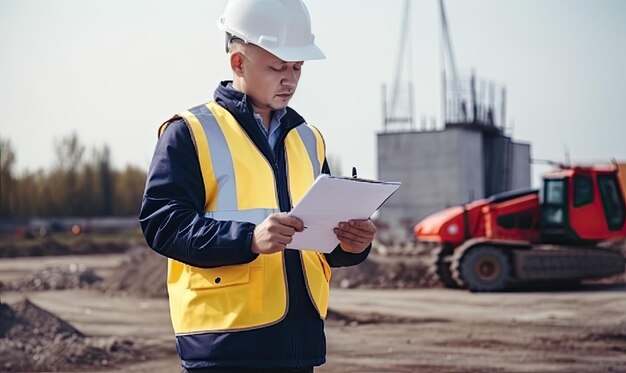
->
[[254, 108, 286, 151], [226, 82, 285, 151]]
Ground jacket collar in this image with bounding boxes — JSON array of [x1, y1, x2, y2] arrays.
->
[[213, 81, 305, 132]]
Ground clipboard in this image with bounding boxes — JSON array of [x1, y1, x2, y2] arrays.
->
[[287, 174, 401, 253]]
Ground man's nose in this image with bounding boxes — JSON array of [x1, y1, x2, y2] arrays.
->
[[281, 68, 298, 87]]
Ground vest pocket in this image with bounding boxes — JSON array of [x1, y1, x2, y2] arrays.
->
[[187, 264, 250, 290], [317, 252, 331, 283]]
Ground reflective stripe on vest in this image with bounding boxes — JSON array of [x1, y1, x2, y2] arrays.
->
[[295, 124, 322, 179], [161, 101, 331, 335], [204, 209, 279, 225], [189, 103, 238, 211]]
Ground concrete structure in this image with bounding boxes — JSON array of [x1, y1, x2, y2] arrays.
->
[[377, 124, 531, 241]]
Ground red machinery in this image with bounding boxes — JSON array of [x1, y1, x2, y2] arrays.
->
[[415, 165, 626, 291]]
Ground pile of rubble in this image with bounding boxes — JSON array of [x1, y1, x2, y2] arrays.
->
[[371, 240, 430, 257], [3, 264, 102, 291], [0, 298, 138, 372]]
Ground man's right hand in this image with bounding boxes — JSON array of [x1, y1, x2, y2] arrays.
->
[[251, 214, 304, 254]]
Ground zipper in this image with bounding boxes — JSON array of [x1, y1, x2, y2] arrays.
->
[[232, 102, 303, 365], [216, 93, 306, 367], [273, 125, 300, 366], [252, 121, 301, 365]]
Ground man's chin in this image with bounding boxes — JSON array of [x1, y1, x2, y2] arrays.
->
[[268, 101, 289, 110]]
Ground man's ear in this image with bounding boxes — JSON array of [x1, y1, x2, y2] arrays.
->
[[231, 52, 245, 77]]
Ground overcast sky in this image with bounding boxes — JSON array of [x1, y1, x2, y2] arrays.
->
[[1, 0, 625, 187]]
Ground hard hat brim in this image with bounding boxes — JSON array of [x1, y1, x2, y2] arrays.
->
[[265, 44, 326, 62]]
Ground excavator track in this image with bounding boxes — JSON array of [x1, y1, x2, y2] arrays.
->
[[430, 244, 460, 288], [513, 246, 625, 281], [450, 238, 625, 291]]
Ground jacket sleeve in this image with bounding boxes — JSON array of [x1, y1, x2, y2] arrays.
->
[[139, 119, 259, 268], [320, 158, 372, 268]]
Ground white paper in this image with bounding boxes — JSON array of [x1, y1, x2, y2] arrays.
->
[[287, 174, 401, 253]]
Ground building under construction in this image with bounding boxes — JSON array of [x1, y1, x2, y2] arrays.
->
[[377, 91, 531, 240], [376, 0, 531, 241]]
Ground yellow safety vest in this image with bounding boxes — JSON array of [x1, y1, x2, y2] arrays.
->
[[160, 101, 331, 335]]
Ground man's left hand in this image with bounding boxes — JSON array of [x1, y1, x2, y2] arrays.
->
[[334, 219, 376, 254]]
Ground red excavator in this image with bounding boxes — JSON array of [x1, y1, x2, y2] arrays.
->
[[414, 164, 626, 291]]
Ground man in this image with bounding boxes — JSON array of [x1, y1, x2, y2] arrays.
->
[[139, 0, 376, 371]]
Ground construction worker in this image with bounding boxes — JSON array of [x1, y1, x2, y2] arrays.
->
[[139, 0, 375, 371]]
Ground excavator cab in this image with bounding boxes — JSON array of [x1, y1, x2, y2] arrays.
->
[[541, 167, 626, 244]]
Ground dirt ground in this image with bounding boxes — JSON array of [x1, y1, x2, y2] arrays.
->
[[2, 250, 626, 372]]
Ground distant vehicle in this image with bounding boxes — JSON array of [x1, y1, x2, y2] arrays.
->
[[415, 164, 626, 291]]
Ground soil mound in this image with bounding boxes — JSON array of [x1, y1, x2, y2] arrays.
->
[[0, 298, 83, 339], [101, 247, 168, 298], [0, 299, 138, 372]]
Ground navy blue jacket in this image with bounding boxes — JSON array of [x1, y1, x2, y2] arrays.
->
[[139, 81, 370, 368]]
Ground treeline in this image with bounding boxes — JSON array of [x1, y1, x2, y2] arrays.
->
[[0, 134, 146, 218]]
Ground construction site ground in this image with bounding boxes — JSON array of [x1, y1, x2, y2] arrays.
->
[[1, 244, 626, 372]]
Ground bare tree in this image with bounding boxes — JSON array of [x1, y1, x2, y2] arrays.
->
[[98, 145, 114, 215], [48, 133, 84, 215], [0, 138, 16, 217], [54, 133, 85, 172]]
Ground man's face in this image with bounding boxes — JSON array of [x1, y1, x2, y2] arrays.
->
[[240, 45, 303, 111]]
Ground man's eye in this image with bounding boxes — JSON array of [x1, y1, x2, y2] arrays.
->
[[271, 66, 285, 72]]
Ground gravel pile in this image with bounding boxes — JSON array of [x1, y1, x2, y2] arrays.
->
[[371, 240, 430, 257], [0, 298, 138, 372]]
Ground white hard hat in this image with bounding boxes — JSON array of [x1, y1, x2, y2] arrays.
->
[[217, 0, 325, 62]]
